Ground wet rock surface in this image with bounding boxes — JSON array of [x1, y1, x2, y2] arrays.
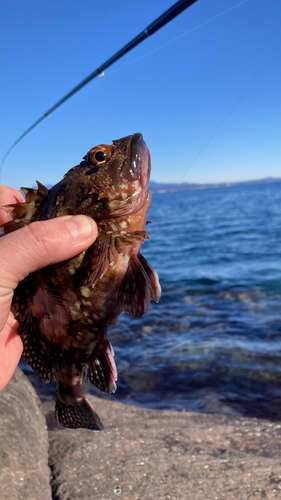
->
[[0, 368, 52, 500], [44, 395, 281, 500]]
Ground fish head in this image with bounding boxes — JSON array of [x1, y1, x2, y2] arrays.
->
[[0, 134, 151, 230], [61, 133, 151, 220]]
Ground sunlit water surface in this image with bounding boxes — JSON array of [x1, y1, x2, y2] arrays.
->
[[21, 182, 281, 419]]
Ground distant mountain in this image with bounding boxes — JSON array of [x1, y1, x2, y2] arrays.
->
[[149, 177, 281, 194], [34, 177, 281, 195]]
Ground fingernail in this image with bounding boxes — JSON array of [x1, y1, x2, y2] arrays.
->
[[64, 215, 96, 241]]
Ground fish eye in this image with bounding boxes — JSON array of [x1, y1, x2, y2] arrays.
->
[[94, 151, 106, 163], [87, 146, 112, 166]]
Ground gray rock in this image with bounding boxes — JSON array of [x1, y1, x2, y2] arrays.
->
[[0, 368, 52, 500], [45, 395, 281, 500]]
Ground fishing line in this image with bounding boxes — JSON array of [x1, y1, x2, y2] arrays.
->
[[109, 0, 252, 76], [99, 0, 253, 183], [0, 0, 198, 176], [106, 0, 255, 185], [177, 42, 279, 183], [1, 0, 252, 175]]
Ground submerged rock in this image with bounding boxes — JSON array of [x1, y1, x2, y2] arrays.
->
[[0, 369, 52, 500]]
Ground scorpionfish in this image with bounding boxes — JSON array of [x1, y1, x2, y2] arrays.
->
[[0, 133, 161, 430]]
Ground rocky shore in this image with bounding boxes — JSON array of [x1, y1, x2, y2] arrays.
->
[[1, 369, 281, 500]]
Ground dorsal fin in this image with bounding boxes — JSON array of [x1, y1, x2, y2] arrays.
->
[[0, 181, 48, 234]]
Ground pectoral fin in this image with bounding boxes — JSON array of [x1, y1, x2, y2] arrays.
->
[[79, 233, 111, 286], [78, 231, 150, 288], [118, 253, 152, 317], [138, 253, 161, 303]]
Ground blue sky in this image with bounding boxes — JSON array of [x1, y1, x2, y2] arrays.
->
[[1, 0, 280, 187]]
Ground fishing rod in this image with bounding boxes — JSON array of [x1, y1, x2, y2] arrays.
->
[[1, 0, 198, 169]]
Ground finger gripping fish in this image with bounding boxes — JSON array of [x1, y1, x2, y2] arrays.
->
[[1, 133, 161, 431]]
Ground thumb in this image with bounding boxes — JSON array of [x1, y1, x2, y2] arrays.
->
[[0, 215, 97, 331]]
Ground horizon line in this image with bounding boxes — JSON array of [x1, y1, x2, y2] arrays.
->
[[150, 176, 281, 186]]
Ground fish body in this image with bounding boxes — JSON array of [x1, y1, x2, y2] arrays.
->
[[1, 134, 161, 430]]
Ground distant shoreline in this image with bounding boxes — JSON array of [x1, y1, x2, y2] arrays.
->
[[149, 177, 281, 194]]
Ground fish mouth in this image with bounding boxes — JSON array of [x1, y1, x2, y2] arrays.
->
[[123, 133, 145, 181], [106, 133, 150, 218]]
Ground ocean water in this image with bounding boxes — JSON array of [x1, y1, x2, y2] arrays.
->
[[21, 182, 281, 420]]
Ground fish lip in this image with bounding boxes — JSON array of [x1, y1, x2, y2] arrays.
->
[[123, 133, 144, 181]]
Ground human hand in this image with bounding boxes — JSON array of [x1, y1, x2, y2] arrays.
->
[[0, 185, 98, 392]]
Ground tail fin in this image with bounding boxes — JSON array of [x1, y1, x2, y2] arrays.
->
[[55, 396, 104, 431]]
